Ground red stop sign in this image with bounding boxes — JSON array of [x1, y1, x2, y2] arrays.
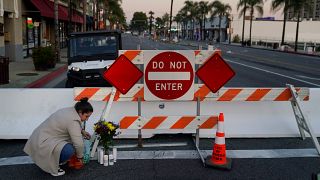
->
[[145, 52, 194, 100]]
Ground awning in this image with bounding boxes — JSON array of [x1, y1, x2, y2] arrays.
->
[[30, 0, 53, 18], [30, 0, 83, 24]]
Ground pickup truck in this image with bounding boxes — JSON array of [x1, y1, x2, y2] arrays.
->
[[66, 30, 122, 87]]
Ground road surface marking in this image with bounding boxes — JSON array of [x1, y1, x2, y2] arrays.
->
[[226, 59, 320, 87], [296, 75, 320, 81], [0, 149, 318, 166], [233, 52, 320, 72]]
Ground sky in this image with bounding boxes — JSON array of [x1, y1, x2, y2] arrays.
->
[[121, 0, 283, 23]]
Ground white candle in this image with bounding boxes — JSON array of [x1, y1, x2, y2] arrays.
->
[[113, 148, 117, 162], [97, 147, 101, 163], [99, 148, 104, 165], [103, 155, 109, 166], [109, 154, 114, 165]]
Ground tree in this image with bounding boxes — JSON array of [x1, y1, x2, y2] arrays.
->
[[149, 11, 155, 35], [291, 0, 313, 52], [210, 0, 232, 43], [130, 12, 148, 34], [181, 0, 197, 39], [237, 0, 249, 45], [162, 13, 170, 38], [271, 0, 291, 45], [198, 1, 210, 40], [247, 0, 264, 46], [174, 12, 183, 38]]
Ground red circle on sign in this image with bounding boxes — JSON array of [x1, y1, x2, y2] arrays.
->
[[145, 52, 194, 100]]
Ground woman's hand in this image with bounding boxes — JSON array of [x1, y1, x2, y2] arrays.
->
[[81, 130, 91, 140]]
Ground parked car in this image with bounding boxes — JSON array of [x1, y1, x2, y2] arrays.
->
[[66, 30, 122, 88]]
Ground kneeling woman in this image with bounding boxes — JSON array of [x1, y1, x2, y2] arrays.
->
[[24, 98, 93, 176]]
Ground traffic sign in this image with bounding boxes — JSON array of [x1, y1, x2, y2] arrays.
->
[[144, 51, 194, 100], [103, 55, 143, 94], [196, 53, 235, 93]]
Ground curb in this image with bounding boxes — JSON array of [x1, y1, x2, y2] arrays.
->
[[25, 65, 67, 88]]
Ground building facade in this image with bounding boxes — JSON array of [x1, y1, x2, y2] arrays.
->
[[288, 0, 320, 21], [0, 0, 91, 62]]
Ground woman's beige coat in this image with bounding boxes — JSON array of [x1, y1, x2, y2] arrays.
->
[[24, 107, 84, 174]]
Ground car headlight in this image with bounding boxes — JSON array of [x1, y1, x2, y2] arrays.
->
[[71, 67, 80, 71]]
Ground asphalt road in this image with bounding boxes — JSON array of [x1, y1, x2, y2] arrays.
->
[[52, 34, 320, 88]]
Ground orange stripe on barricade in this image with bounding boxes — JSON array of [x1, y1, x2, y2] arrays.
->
[[170, 116, 195, 129], [114, 91, 121, 101], [199, 116, 218, 129], [132, 87, 145, 101], [303, 96, 309, 101], [74, 88, 100, 101], [246, 89, 271, 101], [194, 85, 211, 101], [274, 89, 291, 101], [195, 50, 201, 56], [123, 50, 141, 61], [142, 116, 167, 129], [102, 94, 111, 101], [120, 116, 139, 129], [218, 89, 242, 101]]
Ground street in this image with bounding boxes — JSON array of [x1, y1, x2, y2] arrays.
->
[[50, 34, 320, 88]]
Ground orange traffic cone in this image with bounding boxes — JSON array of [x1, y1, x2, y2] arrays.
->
[[205, 113, 232, 170]]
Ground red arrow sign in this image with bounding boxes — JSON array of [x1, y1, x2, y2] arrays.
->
[[103, 55, 143, 94], [196, 53, 235, 93]]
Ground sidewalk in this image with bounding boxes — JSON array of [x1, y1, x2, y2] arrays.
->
[[0, 48, 68, 88]]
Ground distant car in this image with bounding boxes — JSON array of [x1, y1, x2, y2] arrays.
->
[[132, 31, 139, 36], [279, 44, 294, 52]]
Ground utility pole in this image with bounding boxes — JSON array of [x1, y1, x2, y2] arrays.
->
[[54, 0, 60, 62], [168, 0, 173, 41], [68, 0, 72, 35]]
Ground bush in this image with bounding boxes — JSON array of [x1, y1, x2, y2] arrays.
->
[[232, 34, 240, 43], [32, 46, 56, 71], [316, 46, 320, 52]]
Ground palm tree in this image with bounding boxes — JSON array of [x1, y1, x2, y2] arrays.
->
[[174, 12, 183, 39], [149, 11, 155, 35], [162, 13, 170, 38], [181, 0, 197, 40], [237, 0, 248, 45], [271, 0, 291, 46], [210, 0, 232, 43], [247, 0, 264, 46], [197, 1, 210, 40], [291, 0, 312, 52]]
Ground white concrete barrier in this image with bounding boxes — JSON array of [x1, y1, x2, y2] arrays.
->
[[0, 88, 319, 139]]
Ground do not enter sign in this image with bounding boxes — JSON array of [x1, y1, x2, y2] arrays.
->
[[144, 51, 194, 100]]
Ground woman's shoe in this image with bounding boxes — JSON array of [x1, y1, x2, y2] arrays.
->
[[50, 168, 65, 176]]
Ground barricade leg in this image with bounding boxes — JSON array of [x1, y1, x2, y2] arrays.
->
[[288, 84, 320, 155]]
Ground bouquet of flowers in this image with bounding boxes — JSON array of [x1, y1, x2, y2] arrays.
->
[[94, 121, 119, 151]]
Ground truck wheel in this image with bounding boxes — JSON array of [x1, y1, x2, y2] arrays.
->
[[65, 79, 74, 88]]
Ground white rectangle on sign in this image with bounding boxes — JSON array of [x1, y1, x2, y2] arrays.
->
[[148, 72, 190, 80]]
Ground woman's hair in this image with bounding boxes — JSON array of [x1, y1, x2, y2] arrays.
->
[[74, 97, 93, 114]]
